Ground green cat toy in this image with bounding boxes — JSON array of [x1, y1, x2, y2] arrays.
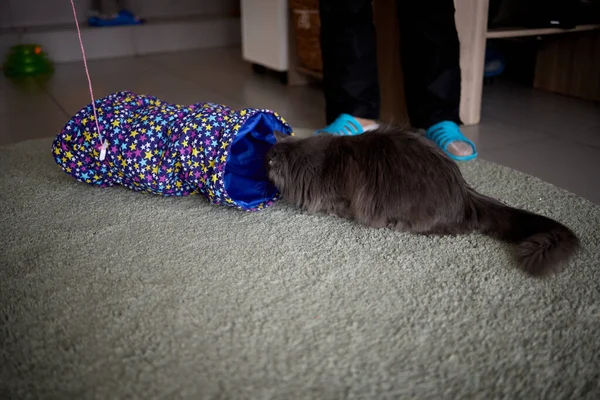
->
[[3, 44, 54, 79]]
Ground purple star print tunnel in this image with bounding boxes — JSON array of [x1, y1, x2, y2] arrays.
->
[[52, 91, 293, 211]]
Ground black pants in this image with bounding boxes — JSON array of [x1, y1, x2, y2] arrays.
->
[[319, 0, 462, 129]]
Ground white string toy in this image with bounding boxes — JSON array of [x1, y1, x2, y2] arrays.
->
[[69, 0, 108, 161]]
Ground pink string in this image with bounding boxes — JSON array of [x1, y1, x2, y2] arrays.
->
[[69, 0, 104, 147]]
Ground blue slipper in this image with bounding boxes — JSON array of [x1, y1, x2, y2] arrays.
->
[[426, 121, 478, 161], [88, 10, 144, 27], [315, 114, 376, 136]]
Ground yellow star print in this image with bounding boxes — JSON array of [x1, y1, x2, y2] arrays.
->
[[111, 120, 120, 127], [145, 151, 153, 160], [211, 174, 218, 183], [192, 148, 199, 157], [129, 143, 136, 151]]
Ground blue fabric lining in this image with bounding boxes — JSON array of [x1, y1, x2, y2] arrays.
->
[[224, 113, 292, 209]]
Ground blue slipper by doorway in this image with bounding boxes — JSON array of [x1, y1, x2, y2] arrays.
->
[[426, 121, 478, 161]]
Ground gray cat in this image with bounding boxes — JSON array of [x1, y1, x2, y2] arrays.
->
[[266, 128, 579, 277]]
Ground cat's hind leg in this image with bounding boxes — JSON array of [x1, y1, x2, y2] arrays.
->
[[327, 198, 354, 220]]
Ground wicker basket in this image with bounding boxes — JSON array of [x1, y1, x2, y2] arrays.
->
[[290, 0, 319, 10], [292, 7, 322, 73]]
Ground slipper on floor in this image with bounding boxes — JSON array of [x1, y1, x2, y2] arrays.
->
[[426, 121, 478, 161], [88, 10, 144, 27], [315, 113, 378, 136]]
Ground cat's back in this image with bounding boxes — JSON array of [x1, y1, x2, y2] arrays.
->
[[328, 127, 467, 198], [334, 128, 448, 166]]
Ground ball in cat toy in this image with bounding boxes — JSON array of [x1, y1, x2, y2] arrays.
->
[[52, 91, 293, 211], [3, 44, 54, 79]]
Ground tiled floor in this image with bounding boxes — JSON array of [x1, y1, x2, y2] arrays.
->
[[1, 47, 599, 204]]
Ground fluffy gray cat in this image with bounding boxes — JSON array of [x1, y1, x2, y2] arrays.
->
[[265, 128, 579, 277]]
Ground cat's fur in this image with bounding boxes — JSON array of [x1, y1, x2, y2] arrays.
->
[[266, 128, 579, 276]]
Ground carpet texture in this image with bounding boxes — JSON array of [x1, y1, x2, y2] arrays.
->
[[1, 138, 600, 399]]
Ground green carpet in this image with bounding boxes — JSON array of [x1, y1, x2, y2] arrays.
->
[[1, 138, 600, 399]]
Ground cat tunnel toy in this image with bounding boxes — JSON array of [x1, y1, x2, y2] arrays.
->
[[55, 1, 293, 211], [52, 91, 293, 211]]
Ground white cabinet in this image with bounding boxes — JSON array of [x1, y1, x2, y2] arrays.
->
[[241, 0, 289, 72]]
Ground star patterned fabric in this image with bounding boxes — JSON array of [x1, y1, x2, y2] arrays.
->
[[52, 91, 293, 211]]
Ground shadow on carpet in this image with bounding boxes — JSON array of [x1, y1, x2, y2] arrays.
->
[[1, 139, 600, 399]]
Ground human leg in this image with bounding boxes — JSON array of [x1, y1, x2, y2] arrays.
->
[[396, 0, 477, 160], [317, 0, 381, 134]]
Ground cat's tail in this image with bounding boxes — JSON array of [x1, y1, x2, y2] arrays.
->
[[468, 188, 579, 276]]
